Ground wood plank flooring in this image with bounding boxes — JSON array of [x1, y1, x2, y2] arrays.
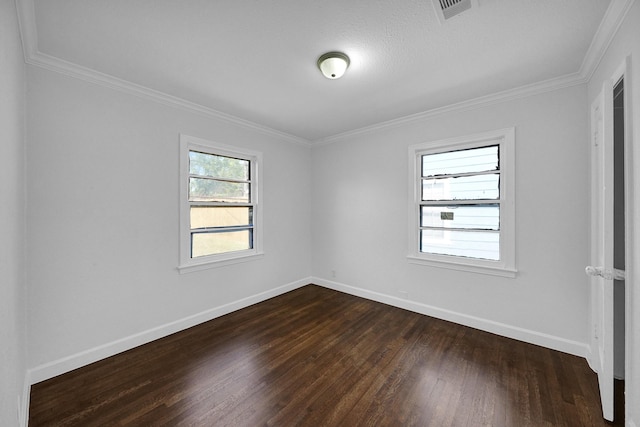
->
[[29, 284, 623, 426]]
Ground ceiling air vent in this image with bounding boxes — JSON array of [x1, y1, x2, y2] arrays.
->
[[432, 0, 478, 23]]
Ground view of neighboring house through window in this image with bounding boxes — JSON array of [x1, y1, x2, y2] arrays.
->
[[420, 145, 500, 260], [179, 135, 262, 272], [408, 128, 515, 277]]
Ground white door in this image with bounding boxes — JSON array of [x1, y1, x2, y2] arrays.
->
[[587, 79, 615, 421]]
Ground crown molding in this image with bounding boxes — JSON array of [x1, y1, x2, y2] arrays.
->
[[15, 0, 311, 147], [313, 71, 586, 145], [579, 0, 636, 82], [16, 0, 634, 147], [312, 0, 636, 146], [29, 51, 312, 146], [15, 0, 37, 60]]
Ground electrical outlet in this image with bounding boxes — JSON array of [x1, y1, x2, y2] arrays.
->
[[399, 291, 409, 299], [331, 270, 336, 278]]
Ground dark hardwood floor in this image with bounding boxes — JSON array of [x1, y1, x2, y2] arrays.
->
[[29, 284, 623, 426]]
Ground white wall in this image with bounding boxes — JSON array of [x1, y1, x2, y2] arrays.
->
[[311, 85, 591, 354], [0, 0, 27, 425], [26, 66, 312, 377], [587, 1, 640, 423]]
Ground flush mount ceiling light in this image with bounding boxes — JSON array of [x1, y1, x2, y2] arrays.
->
[[317, 52, 350, 79]]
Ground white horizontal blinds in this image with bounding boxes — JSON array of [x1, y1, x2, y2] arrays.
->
[[420, 145, 501, 260], [188, 150, 254, 258]]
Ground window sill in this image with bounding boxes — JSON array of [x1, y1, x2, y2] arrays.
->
[[407, 255, 517, 278], [178, 251, 264, 274]]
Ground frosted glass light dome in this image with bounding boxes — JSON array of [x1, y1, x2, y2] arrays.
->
[[317, 52, 350, 79]]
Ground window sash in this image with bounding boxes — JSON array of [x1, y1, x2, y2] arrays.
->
[[188, 150, 250, 181], [191, 228, 254, 258], [421, 172, 500, 202], [420, 228, 500, 261], [421, 144, 499, 177], [419, 203, 500, 232], [190, 205, 253, 230], [188, 151, 253, 204]]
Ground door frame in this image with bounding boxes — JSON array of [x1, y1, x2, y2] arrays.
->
[[614, 56, 633, 425], [589, 75, 615, 421], [588, 55, 633, 422]]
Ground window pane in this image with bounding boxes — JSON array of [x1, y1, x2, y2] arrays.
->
[[192, 229, 252, 257], [421, 204, 499, 230], [189, 178, 250, 203], [420, 229, 499, 260], [422, 145, 498, 177], [422, 174, 499, 201], [189, 151, 249, 181], [190, 206, 252, 229]]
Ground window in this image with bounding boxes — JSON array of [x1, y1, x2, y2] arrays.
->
[[179, 135, 263, 272], [408, 128, 516, 277]]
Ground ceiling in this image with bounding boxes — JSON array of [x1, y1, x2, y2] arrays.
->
[[24, 0, 616, 142]]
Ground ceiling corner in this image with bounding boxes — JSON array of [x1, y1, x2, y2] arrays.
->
[[15, 0, 38, 62], [579, 0, 636, 81]]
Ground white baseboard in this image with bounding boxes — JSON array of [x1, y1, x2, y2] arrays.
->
[[24, 276, 591, 409], [28, 278, 310, 385], [312, 277, 589, 358], [585, 345, 598, 373]]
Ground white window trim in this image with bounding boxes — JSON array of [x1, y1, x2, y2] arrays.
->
[[407, 128, 516, 278], [178, 134, 264, 274]]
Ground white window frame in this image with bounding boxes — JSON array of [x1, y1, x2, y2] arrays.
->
[[178, 134, 263, 273], [407, 128, 516, 277]]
